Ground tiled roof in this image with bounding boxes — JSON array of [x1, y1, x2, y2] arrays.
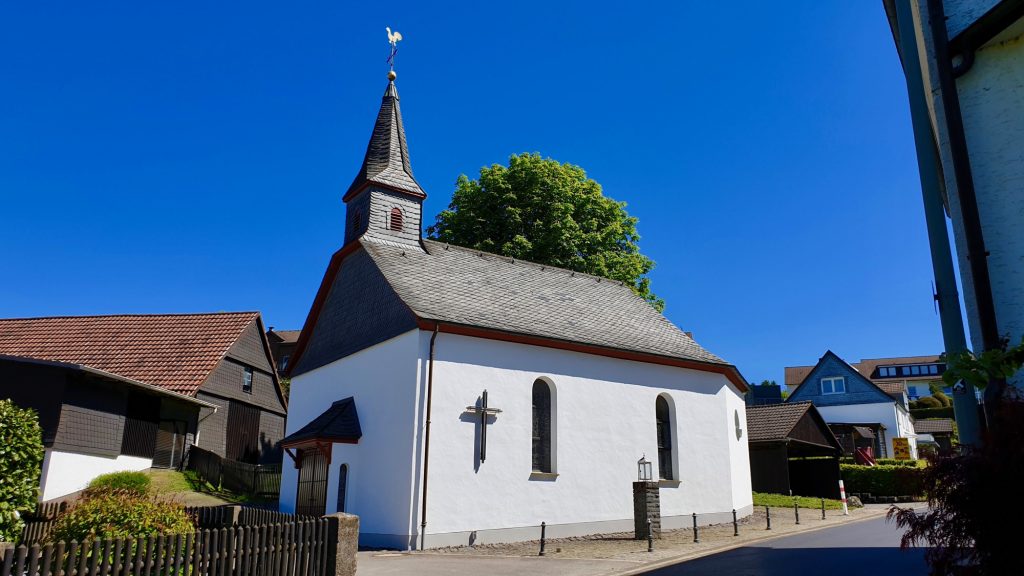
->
[[360, 237, 728, 366], [785, 354, 943, 386], [282, 397, 361, 446], [876, 382, 906, 396], [343, 82, 425, 200], [0, 312, 259, 396], [745, 402, 814, 442], [914, 418, 955, 434], [268, 329, 302, 344]]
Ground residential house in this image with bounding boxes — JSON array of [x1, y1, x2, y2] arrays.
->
[[786, 351, 918, 459], [0, 312, 288, 500], [786, 354, 948, 401], [267, 328, 301, 378]]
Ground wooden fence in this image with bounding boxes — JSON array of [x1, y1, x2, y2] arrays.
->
[[187, 447, 281, 500], [19, 502, 69, 547], [1, 518, 333, 576], [184, 507, 314, 530]]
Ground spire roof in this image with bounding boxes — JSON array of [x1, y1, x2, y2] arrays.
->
[[343, 79, 426, 201]]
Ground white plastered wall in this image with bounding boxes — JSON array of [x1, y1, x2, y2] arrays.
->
[[419, 332, 752, 546], [39, 450, 152, 501], [816, 402, 918, 459], [279, 330, 423, 549]]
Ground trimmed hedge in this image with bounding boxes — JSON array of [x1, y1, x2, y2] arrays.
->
[[910, 406, 955, 420], [841, 464, 926, 497], [840, 457, 925, 468], [89, 471, 152, 495], [0, 399, 45, 542]]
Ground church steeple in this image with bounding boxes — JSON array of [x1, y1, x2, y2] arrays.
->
[[343, 73, 426, 248]]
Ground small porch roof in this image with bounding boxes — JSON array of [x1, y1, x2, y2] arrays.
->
[[281, 397, 362, 448]]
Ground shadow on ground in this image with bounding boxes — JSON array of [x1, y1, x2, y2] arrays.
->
[[642, 545, 930, 576]]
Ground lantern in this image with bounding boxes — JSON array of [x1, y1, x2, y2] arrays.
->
[[637, 455, 653, 482]]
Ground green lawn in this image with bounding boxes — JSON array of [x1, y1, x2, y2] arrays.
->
[[752, 492, 847, 510], [145, 470, 233, 506]]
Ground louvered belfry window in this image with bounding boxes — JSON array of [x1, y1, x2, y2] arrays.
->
[[656, 395, 673, 480], [532, 379, 552, 473], [390, 207, 404, 232]]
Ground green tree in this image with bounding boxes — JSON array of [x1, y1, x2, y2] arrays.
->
[[427, 153, 664, 310], [0, 399, 45, 541]]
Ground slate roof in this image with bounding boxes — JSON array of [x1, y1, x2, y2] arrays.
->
[[745, 401, 816, 442], [268, 329, 301, 344], [343, 81, 425, 200], [0, 312, 259, 396], [360, 237, 727, 366], [913, 418, 955, 434], [281, 397, 362, 446]]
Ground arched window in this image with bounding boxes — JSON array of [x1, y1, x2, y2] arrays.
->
[[656, 395, 673, 480], [532, 379, 552, 473], [389, 207, 404, 232], [336, 463, 348, 513]]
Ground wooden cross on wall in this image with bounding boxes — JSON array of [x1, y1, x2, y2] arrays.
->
[[465, 390, 502, 463]]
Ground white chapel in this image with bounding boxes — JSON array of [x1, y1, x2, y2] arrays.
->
[[279, 70, 753, 549]]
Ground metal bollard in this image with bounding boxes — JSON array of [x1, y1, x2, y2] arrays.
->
[[821, 498, 826, 520], [794, 502, 800, 525], [539, 521, 546, 556], [766, 505, 771, 530], [692, 512, 699, 543], [647, 518, 653, 552], [732, 508, 738, 536]]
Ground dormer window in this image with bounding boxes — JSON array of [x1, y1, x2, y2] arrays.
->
[[821, 376, 845, 395], [389, 207, 404, 232]]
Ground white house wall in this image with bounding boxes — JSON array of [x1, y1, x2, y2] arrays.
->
[[816, 402, 917, 459], [39, 450, 152, 501], [279, 330, 422, 547], [419, 332, 752, 547]]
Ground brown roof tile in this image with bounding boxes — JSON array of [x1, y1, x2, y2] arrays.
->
[[914, 418, 955, 434], [0, 312, 259, 396], [746, 401, 815, 442], [876, 382, 906, 395]]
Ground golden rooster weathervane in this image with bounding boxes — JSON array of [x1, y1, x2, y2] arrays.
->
[[386, 26, 403, 80]]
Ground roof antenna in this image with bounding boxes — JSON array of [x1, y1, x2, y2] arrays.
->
[[386, 26, 403, 81]]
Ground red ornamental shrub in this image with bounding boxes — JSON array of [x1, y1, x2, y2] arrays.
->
[[888, 401, 1024, 575]]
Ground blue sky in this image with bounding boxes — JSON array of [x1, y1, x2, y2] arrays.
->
[[0, 2, 954, 384]]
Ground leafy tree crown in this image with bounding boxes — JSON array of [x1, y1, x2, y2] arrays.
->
[[427, 153, 664, 310], [0, 399, 45, 541]]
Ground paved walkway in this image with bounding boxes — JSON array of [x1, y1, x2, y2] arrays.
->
[[357, 504, 920, 575], [639, 515, 928, 575]]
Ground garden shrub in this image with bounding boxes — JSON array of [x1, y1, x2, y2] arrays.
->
[[88, 471, 152, 495], [914, 395, 943, 409], [840, 464, 925, 497], [909, 406, 955, 420], [0, 399, 45, 542], [51, 489, 194, 543]]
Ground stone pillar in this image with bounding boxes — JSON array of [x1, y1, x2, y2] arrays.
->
[[633, 481, 661, 539], [324, 513, 359, 576]]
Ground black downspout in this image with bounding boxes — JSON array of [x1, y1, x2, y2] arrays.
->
[[419, 323, 439, 550], [927, 0, 1006, 414]]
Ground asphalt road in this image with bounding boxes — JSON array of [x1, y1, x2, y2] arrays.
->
[[641, 515, 929, 576]]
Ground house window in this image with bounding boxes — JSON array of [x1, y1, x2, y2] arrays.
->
[[278, 355, 290, 372], [911, 365, 921, 375], [928, 364, 939, 375], [656, 395, 674, 480], [389, 207, 404, 232], [821, 376, 845, 395], [532, 379, 552, 473], [242, 367, 253, 393]]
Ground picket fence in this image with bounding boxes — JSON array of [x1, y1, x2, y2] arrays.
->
[[1, 518, 332, 576], [19, 502, 69, 547]]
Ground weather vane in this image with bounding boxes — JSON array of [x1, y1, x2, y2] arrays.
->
[[386, 26, 403, 79]]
